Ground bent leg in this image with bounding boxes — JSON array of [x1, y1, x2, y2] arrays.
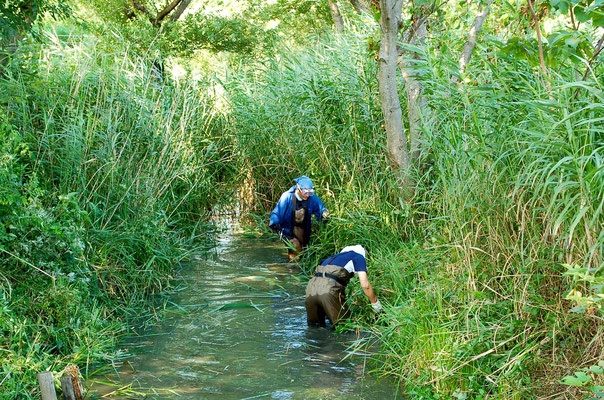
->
[[305, 295, 326, 327], [321, 291, 349, 326], [288, 237, 303, 262]]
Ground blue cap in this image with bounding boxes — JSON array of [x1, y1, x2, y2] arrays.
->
[[294, 176, 313, 189]]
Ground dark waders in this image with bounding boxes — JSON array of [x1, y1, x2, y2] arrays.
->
[[288, 196, 311, 261], [305, 264, 354, 327]]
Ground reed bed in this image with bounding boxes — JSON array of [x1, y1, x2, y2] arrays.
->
[[1, 21, 602, 398], [0, 32, 231, 398], [226, 30, 603, 398]]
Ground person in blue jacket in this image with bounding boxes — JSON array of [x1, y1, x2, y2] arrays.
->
[[269, 176, 329, 261]]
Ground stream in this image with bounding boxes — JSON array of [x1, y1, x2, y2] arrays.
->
[[88, 222, 399, 399]]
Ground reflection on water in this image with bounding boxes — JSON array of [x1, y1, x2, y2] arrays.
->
[[88, 222, 398, 399]]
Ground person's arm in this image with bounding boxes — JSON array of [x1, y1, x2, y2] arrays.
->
[[269, 191, 291, 231], [311, 196, 329, 220], [269, 205, 281, 231], [357, 271, 378, 304]]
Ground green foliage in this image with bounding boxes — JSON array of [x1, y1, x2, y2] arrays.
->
[[225, 17, 603, 396], [226, 33, 410, 260], [0, 30, 230, 397], [561, 360, 604, 399], [0, 113, 31, 211], [0, 0, 70, 39], [498, 31, 593, 68], [258, 0, 333, 38], [549, 0, 604, 27], [167, 13, 269, 56], [80, 0, 321, 59], [563, 264, 604, 312], [1, 0, 603, 397]]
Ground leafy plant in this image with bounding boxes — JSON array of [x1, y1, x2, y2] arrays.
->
[[561, 360, 604, 399]]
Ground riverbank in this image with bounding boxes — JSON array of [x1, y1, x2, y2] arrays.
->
[[0, 33, 231, 398], [225, 31, 603, 398], [1, 15, 602, 399]]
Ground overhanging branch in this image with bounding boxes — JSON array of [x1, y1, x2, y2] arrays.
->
[[157, 0, 183, 23]]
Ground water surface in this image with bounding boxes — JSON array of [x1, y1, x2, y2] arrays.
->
[[88, 223, 398, 399]]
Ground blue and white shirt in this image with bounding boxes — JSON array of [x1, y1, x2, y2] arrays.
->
[[321, 251, 367, 274]]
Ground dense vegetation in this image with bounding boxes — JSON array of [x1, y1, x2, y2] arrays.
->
[[1, 0, 603, 398], [227, 27, 603, 397], [0, 30, 233, 397]]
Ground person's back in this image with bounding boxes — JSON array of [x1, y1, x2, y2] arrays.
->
[[305, 245, 382, 327]]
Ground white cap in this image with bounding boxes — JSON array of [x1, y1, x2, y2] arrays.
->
[[341, 245, 366, 259]]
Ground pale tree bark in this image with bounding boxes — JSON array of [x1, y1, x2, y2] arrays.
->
[[327, 0, 345, 33], [378, 0, 412, 193], [454, 0, 491, 81], [398, 12, 427, 162], [350, 0, 370, 13]]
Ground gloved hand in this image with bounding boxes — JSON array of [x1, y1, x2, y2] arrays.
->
[[269, 224, 284, 240], [321, 210, 329, 225], [371, 300, 383, 313]]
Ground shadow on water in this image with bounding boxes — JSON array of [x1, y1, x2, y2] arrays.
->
[[87, 221, 400, 399]]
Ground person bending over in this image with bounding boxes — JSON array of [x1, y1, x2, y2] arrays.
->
[[305, 245, 382, 327], [269, 176, 328, 261]]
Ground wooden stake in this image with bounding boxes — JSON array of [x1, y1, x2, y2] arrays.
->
[[60, 375, 76, 400], [62, 365, 84, 400], [37, 372, 58, 400]]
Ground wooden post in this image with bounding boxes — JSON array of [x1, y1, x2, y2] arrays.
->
[[61, 365, 84, 400], [60, 375, 76, 400], [37, 372, 58, 400]]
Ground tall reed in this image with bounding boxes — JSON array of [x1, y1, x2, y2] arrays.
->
[[0, 30, 231, 397], [226, 28, 603, 398]]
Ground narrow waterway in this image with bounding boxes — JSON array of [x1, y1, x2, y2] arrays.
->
[[88, 222, 398, 399]]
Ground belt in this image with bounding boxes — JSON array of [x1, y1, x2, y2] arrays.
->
[[314, 272, 346, 286]]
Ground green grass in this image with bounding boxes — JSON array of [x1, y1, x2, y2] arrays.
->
[[0, 30, 231, 398], [225, 29, 603, 398], [1, 18, 602, 399]]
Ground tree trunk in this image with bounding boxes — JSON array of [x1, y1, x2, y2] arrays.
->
[[455, 0, 491, 81], [169, 0, 193, 21], [398, 13, 427, 162], [349, 0, 370, 13], [378, 0, 411, 193], [156, 0, 183, 23], [327, 0, 345, 33], [527, 0, 552, 94]]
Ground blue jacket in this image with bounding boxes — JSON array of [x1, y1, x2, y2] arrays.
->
[[269, 186, 327, 240]]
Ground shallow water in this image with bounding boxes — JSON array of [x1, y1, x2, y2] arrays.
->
[[88, 223, 398, 399]]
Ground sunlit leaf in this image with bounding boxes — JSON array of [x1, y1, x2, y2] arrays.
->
[[561, 371, 591, 386]]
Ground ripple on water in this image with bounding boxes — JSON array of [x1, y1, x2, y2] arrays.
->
[[87, 223, 400, 399]]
